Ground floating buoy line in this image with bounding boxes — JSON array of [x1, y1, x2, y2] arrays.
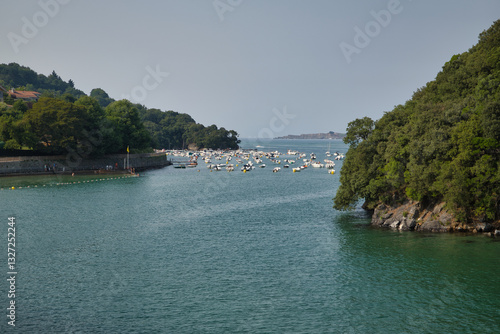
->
[[0, 174, 138, 191]]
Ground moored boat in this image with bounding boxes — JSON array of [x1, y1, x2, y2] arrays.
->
[[311, 161, 324, 168], [173, 163, 186, 169]]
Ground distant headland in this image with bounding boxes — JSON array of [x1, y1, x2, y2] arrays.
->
[[274, 131, 345, 140]]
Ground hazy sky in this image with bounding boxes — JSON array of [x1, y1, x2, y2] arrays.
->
[[1, 1, 499, 138]]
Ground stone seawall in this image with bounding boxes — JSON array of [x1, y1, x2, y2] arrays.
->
[[0, 153, 171, 175], [371, 200, 500, 236]]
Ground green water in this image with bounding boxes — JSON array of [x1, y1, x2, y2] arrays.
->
[[1, 139, 499, 333]]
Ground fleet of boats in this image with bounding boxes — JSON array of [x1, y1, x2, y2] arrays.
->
[[166, 146, 344, 174]]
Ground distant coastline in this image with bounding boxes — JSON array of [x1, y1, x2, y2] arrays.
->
[[274, 131, 345, 140]]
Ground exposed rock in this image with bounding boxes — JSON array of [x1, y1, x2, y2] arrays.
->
[[370, 200, 500, 234], [452, 222, 469, 232], [399, 218, 417, 231], [372, 200, 422, 230], [389, 221, 400, 229], [371, 200, 456, 233], [474, 223, 493, 233], [416, 220, 450, 233]]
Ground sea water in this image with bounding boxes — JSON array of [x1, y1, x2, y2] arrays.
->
[[0, 139, 499, 333]]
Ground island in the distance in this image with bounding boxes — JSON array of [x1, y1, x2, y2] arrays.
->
[[274, 131, 345, 140]]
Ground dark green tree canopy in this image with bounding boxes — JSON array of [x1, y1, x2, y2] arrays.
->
[[334, 19, 500, 223], [105, 100, 151, 152], [343, 116, 374, 147], [0, 63, 240, 153], [90, 88, 115, 108], [0, 63, 85, 98], [23, 97, 90, 154]]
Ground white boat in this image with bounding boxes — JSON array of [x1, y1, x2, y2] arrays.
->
[[293, 167, 301, 172], [260, 164, 266, 168], [273, 167, 281, 173], [326, 142, 332, 156], [311, 162, 325, 168], [241, 164, 252, 172], [324, 159, 335, 169]]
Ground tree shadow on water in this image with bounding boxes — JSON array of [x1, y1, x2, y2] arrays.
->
[[334, 209, 372, 230]]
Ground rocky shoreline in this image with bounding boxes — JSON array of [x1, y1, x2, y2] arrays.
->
[[370, 200, 500, 237]]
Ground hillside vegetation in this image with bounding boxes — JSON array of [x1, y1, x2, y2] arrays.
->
[[0, 63, 240, 155], [334, 20, 500, 224]]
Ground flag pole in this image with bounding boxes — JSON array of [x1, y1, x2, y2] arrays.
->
[[127, 146, 130, 170]]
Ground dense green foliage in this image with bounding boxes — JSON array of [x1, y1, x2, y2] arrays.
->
[[139, 107, 239, 150], [334, 20, 500, 223], [0, 63, 85, 99], [0, 63, 240, 154]]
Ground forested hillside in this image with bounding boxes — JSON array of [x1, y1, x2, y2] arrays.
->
[[0, 63, 240, 154], [0, 62, 85, 99], [334, 20, 500, 224]]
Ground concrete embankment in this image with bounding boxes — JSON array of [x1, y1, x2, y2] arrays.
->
[[0, 153, 171, 176]]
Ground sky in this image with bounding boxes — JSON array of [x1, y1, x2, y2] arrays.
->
[[1, 0, 499, 138]]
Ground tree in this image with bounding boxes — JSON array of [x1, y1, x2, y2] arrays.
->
[[12, 100, 27, 114], [74, 96, 110, 156], [61, 92, 76, 103], [0, 62, 241, 153], [3, 94, 15, 105], [90, 88, 114, 108], [334, 19, 500, 223], [0, 63, 85, 99], [105, 100, 151, 153], [23, 97, 89, 153], [343, 117, 374, 147]]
